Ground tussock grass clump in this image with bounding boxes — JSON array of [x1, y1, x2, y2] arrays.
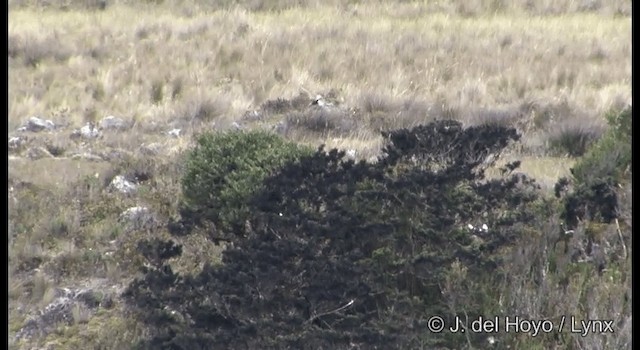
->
[[359, 92, 398, 114], [8, 32, 73, 67], [464, 108, 521, 128], [176, 94, 231, 124], [23, 271, 56, 307], [357, 94, 441, 132], [520, 99, 578, 130], [545, 117, 605, 157], [170, 77, 184, 100], [149, 79, 165, 104], [260, 97, 296, 116], [392, 98, 435, 126], [48, 248, 106, 280], [285, 108, 359, 137]]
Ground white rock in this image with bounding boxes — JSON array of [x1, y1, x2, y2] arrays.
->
[[14, 286, 99, 341], [99, 116, 127, 130], [79, 123, 101, 139], [23, 116, 55, 132], [109, 175, 137, 194], [8, 136, 26, 150], [166, 128, 181, 138]]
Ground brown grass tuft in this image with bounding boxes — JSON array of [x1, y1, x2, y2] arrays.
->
[[545, 117, 606, 157]]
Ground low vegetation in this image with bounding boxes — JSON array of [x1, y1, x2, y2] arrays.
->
[[126, 114, 631, 349], [176, 130, 314, 238], [9, 1, 630, 349]]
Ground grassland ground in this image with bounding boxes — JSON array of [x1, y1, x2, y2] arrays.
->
[[8, 1, 631, 348]]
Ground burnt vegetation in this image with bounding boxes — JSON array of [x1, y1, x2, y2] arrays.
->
[[124, 110, 630, 349]]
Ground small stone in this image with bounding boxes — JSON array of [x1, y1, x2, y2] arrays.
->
[[99, 116, 127, 131], [8, 136, 26, 151], [79, 123, 101, 139], [109, 175, 137, 194], [166, 128, 181, 138]]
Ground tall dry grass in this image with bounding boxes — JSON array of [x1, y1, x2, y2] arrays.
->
[[9, 3, 630, 134]]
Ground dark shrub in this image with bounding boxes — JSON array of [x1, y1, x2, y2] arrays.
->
[[559, 106, 631, 228], [125, 120, 549, 349]]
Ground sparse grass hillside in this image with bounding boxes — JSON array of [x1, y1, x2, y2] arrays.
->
[[8, 1, 630, 349]]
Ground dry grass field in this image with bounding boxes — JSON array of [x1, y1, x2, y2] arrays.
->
[[8, 0, 631, 348]]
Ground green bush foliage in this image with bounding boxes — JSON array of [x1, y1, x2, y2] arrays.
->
[[178, 130, 314, 236], [571, 106, 631, 187]]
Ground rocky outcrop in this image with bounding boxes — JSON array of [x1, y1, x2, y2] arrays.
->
[[14, 287, 113, 341], [99, 116, 129, 131], [17, 117, 56, 133], [71, 123, 101, 140]]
